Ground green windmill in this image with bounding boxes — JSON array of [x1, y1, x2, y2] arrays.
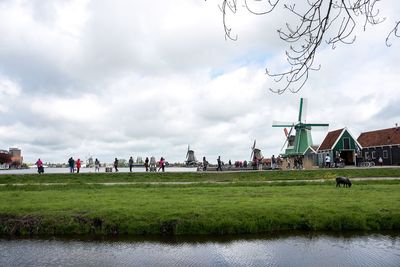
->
[[272, 98, 329, 157]]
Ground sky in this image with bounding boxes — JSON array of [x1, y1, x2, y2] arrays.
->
[[0, 0, 399, 164]]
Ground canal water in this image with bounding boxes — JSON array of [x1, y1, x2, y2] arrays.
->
[[1, 233, 399, 266]]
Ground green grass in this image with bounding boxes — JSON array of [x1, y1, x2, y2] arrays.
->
[[0, 167, 399, 185], [1, 179, 399, 236]]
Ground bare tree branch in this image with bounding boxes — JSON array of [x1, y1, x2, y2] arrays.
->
[[214, 0, 398, 94], [386, 21, 400, 46]]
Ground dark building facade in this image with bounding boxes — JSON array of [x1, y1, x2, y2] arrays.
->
[[357, 127, 400, 166]]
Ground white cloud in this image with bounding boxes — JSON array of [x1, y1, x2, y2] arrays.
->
[[0, 0, 399, 163], [0, 76, 21, 112]]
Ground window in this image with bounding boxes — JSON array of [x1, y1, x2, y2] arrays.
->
[[371, 151, 376, 159], [383, 150, 388, 159], [343, 137, 350, 149], [365, 151, 369, 159]]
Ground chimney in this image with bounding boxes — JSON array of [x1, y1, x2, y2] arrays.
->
[[396, 123, 398, 131]]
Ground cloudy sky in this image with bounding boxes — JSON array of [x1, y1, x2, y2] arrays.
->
[[0, 0, 399, 164]]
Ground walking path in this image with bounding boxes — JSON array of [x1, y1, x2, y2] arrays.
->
[[1, 177, 399, 186]]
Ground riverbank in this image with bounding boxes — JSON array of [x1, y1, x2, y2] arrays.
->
[[1, 169, 399, 236]]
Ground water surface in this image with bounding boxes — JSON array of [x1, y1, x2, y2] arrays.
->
[[1, 233, 399, 266]]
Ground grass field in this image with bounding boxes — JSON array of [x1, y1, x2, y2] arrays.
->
[[1, 169, 399, 236], [0, 167, 400, 184]]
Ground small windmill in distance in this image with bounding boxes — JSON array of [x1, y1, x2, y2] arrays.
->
[[250, 140, 263, 162], [185, 145, 197, 166]]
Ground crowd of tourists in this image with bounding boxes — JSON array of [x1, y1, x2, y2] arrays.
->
[[33, 156, 167, 174], [34, 154, 288, 174]]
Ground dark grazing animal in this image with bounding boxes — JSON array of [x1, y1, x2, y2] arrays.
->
[[336, 176, 352, 188]]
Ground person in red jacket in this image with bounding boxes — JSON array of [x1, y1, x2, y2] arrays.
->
[[158, 157, 165, 172], [35, 158, 44, 174], [76, 158, 81, 173]]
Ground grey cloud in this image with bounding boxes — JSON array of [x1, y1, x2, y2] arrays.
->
[[373, 101, 400, 120]]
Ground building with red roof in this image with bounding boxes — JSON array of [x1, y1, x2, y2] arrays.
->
[[357, 126, 400, 166], [318, 128, 362, 166]]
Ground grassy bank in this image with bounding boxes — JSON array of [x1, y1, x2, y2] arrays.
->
[[1, 179, 399, 236], [0, 167, 400, 185]]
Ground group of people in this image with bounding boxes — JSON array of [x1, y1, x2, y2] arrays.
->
[[68, 157, 83, 173], [64, 156, 166, 173], [68, 157, 100, 173], [127, 156, 166, 172], [198, 155, 281, 172], [324, 153, 344, 168], [286, 155, 303, 170]]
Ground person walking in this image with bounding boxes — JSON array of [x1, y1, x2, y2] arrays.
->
[[158, 157, 165, 172], [95, 158, 100, 172], [144, 157, 149, 172], [35, 158, 44, 174], [378, 156, 383, 167], [202, 156, 208, 171], [325, 154, 331, 168], [217, 156, 222, 171], [271, 155, 276, 169], [68, 157, 75, 173], [129, 156, 134, 172], [114, 158, 119, 172], [76, 158, 81, 173]]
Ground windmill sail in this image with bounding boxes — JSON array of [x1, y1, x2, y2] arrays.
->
[[250, 140, 263, 160], [272, 98, 329, 156]]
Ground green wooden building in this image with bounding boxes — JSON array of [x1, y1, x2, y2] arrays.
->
[[317, 128, 362, 166]]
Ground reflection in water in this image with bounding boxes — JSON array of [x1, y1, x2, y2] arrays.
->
[[1, 234, 399, 266]]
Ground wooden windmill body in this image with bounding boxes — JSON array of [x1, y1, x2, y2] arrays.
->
[[273, 98, 329, 157]]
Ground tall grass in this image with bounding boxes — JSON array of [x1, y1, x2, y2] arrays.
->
[[0, 180, 399, 236]]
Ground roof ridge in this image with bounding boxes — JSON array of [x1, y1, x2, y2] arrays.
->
[[360, 126, 399, 134]]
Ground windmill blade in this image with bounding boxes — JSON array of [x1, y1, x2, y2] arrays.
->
[[280, 138, 288, 151], [250, 140, 256, 160], [303, 123, 329, 131], [283, 125, 294, 138], [272, 120, 295, 127], [280, 124, 295, 152], [303, 123, 329, 127], [287, 125, 294, 136], [281, 125, 294, 151], [297, 98, 309, 123], [306, 125, 329, 131], [298, 98, 304, 122], [302, 98, 308, 123]]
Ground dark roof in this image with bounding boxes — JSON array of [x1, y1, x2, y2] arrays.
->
[[318, 128, 344, 151], [357, 127, 400, 147], [311, 145, 319, 151]]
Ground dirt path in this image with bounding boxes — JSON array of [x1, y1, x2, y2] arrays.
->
[[0, 177, 399, 186]]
